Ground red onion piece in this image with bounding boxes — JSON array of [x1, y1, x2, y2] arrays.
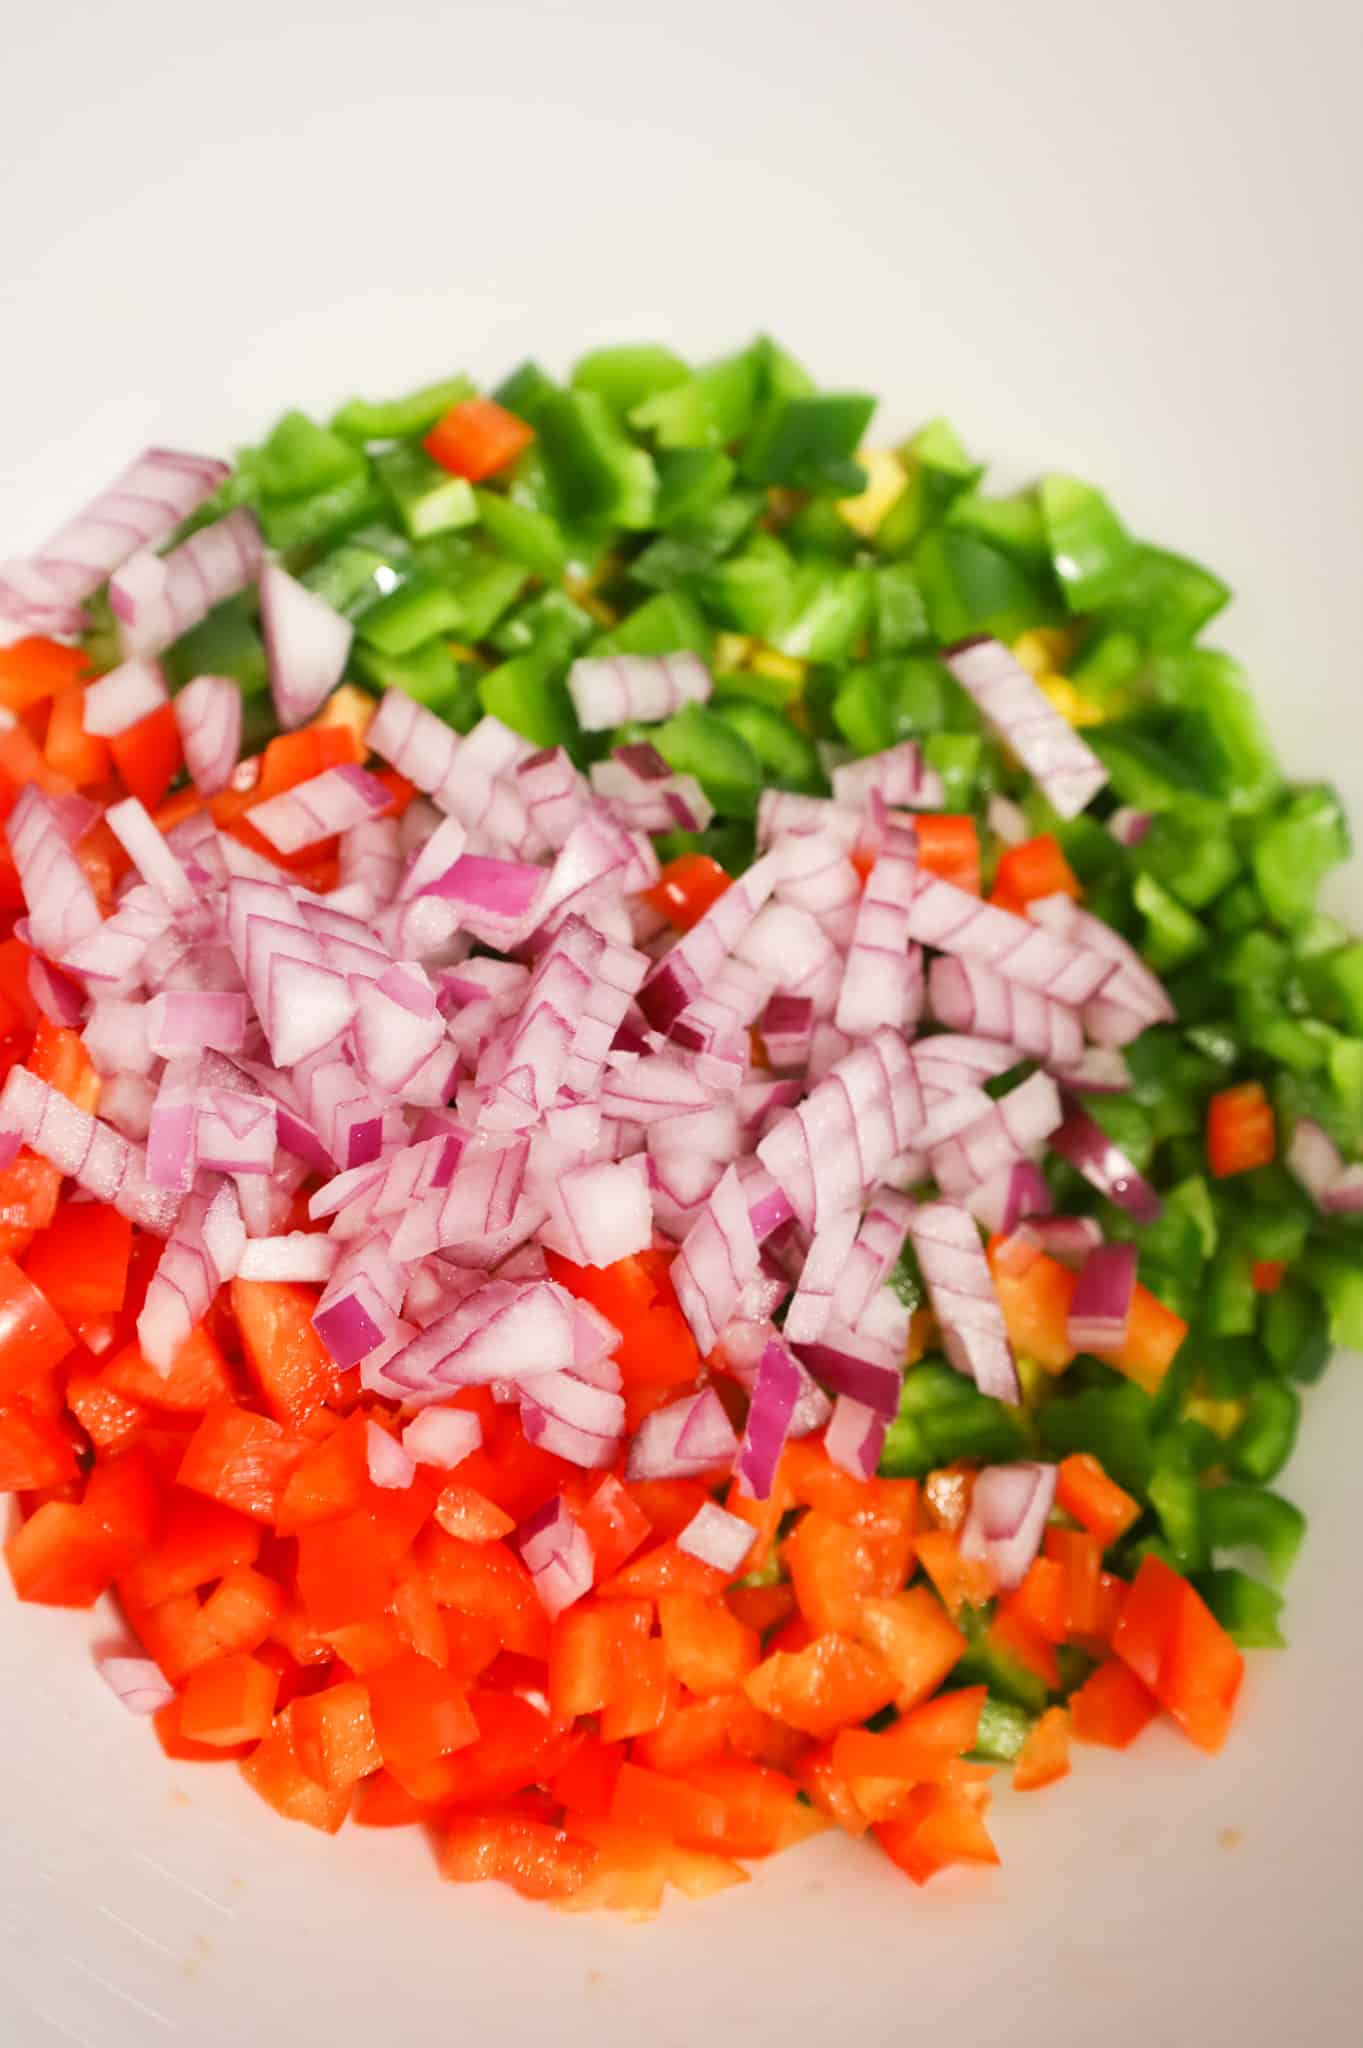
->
[[368, 689, 462, 798], [28, 956, 86, 1029], [671, 1165, 761, 1355], [945, 637, 1106, 818], [1067, 1241, 1138, 1351], [757, 790, 861, 849], [104, 797, 196, 912], [519, 1496, 595, 1617], [824, 1394, 888, 1481], [1052, 1046, 1132, 1094], [987, 793, 1029, 846], [835, 849, 920, 1039], [1026, 1215, 1103, 1267], [1050, 1101, 1162, 1224], [676, 1501, 756, 1575], [0, 559, 84, 633], [567, 651, 711, 732], [758, 993, 815, 1072], [628, 1387, 739, 1482], [258, 561, 353, 730], [757, 1027, 925, 1232], [927, 953, 1083, 1069], [237, 1233, 338, 1283], [365, 1419, 416, 1491], [174, 674, 243, 796], [960, 1461, 1058, 1590], [907, 871, 1117, 1006], [110, 508, 263, 660], [249, 765, 390, 855], [21, 446, 229, 612], [146, 991, 249, 1056], [1027, 893, 1175, 1040], [832, 1189, 917, 1331], [591, 746, 714, 834], [6, 786, 104, 964], [909, 1200, 1019, 1404], [81, 657, 170, 737], [516, 746, 592, 850], [540, 1158, 653, 1267], [401, 1406, 482, 1470], [965, 1158, 1053, 1237], [0, 1066, 181, 1234], [1286, 1117, 1363, 1215], [832, 741, 945, 812], [96, 1653, 178, 1716], [1109, 806, 1153, 847], [733, 1335, 803, 1499], [929, 1071, 1063, 1200]]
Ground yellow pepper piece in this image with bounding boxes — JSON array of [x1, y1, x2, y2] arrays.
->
[[564, 552, 621, 603], [1036, 672, 1107, 729], [312, 683, 377, 743], [1184, 1394, 1248, 1441], [836, 448, 907, 538], [749, 647, 807, 688], [1012, 627, 1080, 677], [1015, 1354, 1053, 1409], [713, 632, 754, 673]]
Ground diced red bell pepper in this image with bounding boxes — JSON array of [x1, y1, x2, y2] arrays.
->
[[681, 1757, 826, 1860], [657, 1591, 760, 1697], [290, 1677, 382, 1788], [1206, 1082, 1276, 1179], [109, 703, 181, 811], [1013, 1705, 1072, 1791], [986, 1234, 1077, 1374], [0, 637, 88, 712], [1043, 1526, 1104, 1637], [993, 833, 1081, 907], [548, 1596, 652, 1718], [44, 687, 110, 787], [875, 1783, 999, 1885], [22, 1202, 132, 1322], [853, 1587, 967, 1708], [101, 1325, 234, 1412], [424, 397, 535, 482], [640, 853, 732, 932], [742, 1632, 897, 1741], [176, 1400, 307, 1524], [273, 1410, 370, 1533], [0, 1254, 72, 1400], [0, 1400, 78, 1491], [1093, 1284, 1188, 1397], [1069, 1655, 1159, 1748], [6, 1499, 121, 1606], [576, 1472, 652, 1581], [1113, 1555, 1244, 1753], [0, 1153, 62, 1263], [913, 814, 981, 895], [440, 1812, 597, 1901], [200, 1564, 285, 1654], [415, 1525, 548, 1658], [240, 1707, 352, 1833], [912, 1528, 997, 1617], [230, 1279, 344, 1428], [153, 1693, 252, 1763], [1054, 1452, 1141, 1548], [118, 1491, 260, 1608], [433, 1480, 516, 1543], [600, 1636, 674, 1743], [180, 1652, 281, 1748]]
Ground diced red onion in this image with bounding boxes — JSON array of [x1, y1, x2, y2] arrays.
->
[[909, 1200, 1019, 1403], [628, 1387, 739, 1482], [790, 1303, 906, 1418], [835, 850, 920, 1039], [249, 764, 390, 854], [1052, 1046, 1132, 1094], [174, 674, 242, 796], [104, 797, 196, 912], [6, 786, 104, 963], [110, 508, 263, 660], [965, 1158, 1053, 1236], [368, 689, 461, 797], [540, 1158, 653, 1267], [757, 1027, 925, 1231], [1027, 894, 1175, 1041], [197, 1088, 276, 1177], [146, 990, 249, 1056], [832, 741, 945, 812], [1109, 807, 1153, 847], [987, 793, 1029, 845], [516, 746, 592, 849], [28, 955, 86, 1029], [929, 1071, 1062, 1200], [758, 993, 814, 1072], [671, 1164, 761, 1355], [1050, 1101, 1162, 1224], [1286, 1117, 1363, 1215], [81, 658, 170, 737], [18, 446, 229, 613], [824, 1394, 888, 1481], [1067, 1241, 1138, 1351], [961, 1460, 1058, 1590], [567, 651, 711, 731], [519, 1496, 595, 1617], [96, 1653, 178, 1716], [832, 1189, 916, 1331], [401, 1406, 482, 1469], [0, 1065, 181, 1234], [0, 559, 85, 634], [365, 1419, 416, 1491], [237, 1232, 338, 1283], [676, 1501, 756, 1574], [927, 954, 1083, 1069], [1026, 1215, 1103, 1267], [258, 561, 353, 729], [907, 871, 1117, 1006], [945, 637, 1106, 818]]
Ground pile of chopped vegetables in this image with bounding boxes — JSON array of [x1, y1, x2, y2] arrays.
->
[[0, 335, 1357, 1914]]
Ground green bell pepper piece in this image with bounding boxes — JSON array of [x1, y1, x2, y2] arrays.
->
[[1219, 928, 1290, 990], [479, 655, 576, 749], [1136, 813, 1241, 910], [1315, 941, 1363, 1034], [376, 444, 478, 540], [356, 575, 465, 657], [652, 448, 738, 528], [490, 588, 595, 663], [300, 538, 408, 619], [968, 1696, 1033, 1764], [871, 563, 931, 654], [1147, 1440, 1206, 1572], [1260, 1276, 1332, 1384], [774, 563, 874, 663], [492, 360, 560, 425], [1252, 784, 1351, 928], [1068, 626, 1144, 701], [1204, 1244, 1257, 1336], [1038, 474, 1135, 611], [1233, 986, 1328, 1074], [535, 388, 658, 530], [652, 819, 756, 878], [353, 638, 465, 719], [571, 343, 690, 418], [694, 533, 795, 638], [782, 497, 863, 559], [911, 527, 1052, 644], [876, 419, 985, 555], [648, 703, 763, 818], [1192, 1569, 1285, 1649], [330, 373, 474, 444], [1087, 714, 1224, 823], [1097, 543, 1231, 649], [1039, 1382, 1156, 1498], [739, 394, 875, 495], [711, 696, 824, 793], [593, 590, 712, 659], [1226, 1379, 1300, 1485], [632, 492, 765, 593], [1299, 1242, 1363, 1348], [630, 342, 764, 449], [924, 734, 986, 810], [1133, 872, 1207, 973], [1203, 1483, 1305, 1585], [945, 488, 1049, 572], [472, 488, 567, 580], [241, 410, 365, 500], [1148, 650, 1281, 817], [258, 471, 387, 552], [163, 593, 268, 697], [954, 1606, 1049, 1715]]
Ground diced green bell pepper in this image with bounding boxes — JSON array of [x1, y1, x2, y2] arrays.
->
[[740, 394, 875, 495], [1203, 1483, 1305, 1585], [1226, 1379, 1300, 1484], [1299, 1242, 1363, 1349], [1039, 1381, 1156, 1497], [1260, 1276, 1332, 1384], [472, 487, 567, 580], [1252, 784, 1351, 928], [871, 563, 931, 654], [479, 654, 576, 749], [924, 734, 986, 809], [711, 696, 824, 793], [491, 588, 595, 663], [356, 575, 465, 656], [630, 342, 764, 450], [773, 563, 874, 663], [694, 533, 796, 638], [968, 1695, 1033, 1764], [1193, 1569, 1285, 1649], [954, 1605, 1049, 1714], [1149, 650, 1281, 817], [1097, 543, 1231, 649], [571, 343, 690, 418], [331, 373, 473, 444], [258, 471, 387, 552], [535, 388, 658, 529], [1233, 987, 1328, 1074], [1038, 474, 1136, 611], [1133, 872, 1207, 973], [945, 488, 1049, 572], [377, 444, 478, 540], [876, 419, 984, 556], [1147, 1438, 1206, 1572], [633, 492, 765, 593], [911, 527, 1052, 644], [1136, 812, 1241, 910], [492, 360, 560, 425], [163, 593, 268, 697], [242, 410, 365, 500], [353, 638, 464, 718], [648, 703, 763, 818], [593, 590, 712, 659], [653, 448, 738, 529], [1068, 626, 1145, 701]]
